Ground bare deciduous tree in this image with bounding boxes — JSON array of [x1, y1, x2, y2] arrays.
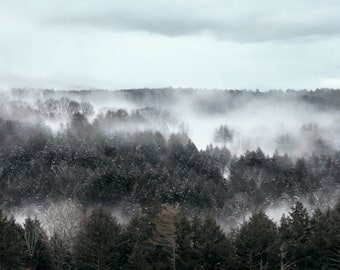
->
[[213, 125, 233, 148], [79, 102, 94, 118], [154, 203, 179, 270], [45, 200, 84, 250]]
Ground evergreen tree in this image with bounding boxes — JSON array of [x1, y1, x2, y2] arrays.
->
[[23, 217, 54, 270], [327, 200, 340, 269], [191, 215, 232, 269], [174, 213, 199, 269], [309, 208, 330, 269], [234, 211, 279, 269], [0, 209, 27, 270], [279, 202, 313, 269], [127, 204, 160, 270], [199, 216, 233, 269], [74, 207, 122, 270]]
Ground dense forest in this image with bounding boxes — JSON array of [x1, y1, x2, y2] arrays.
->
[[1, 88, 340, 269], [1, 201, 340, 269]]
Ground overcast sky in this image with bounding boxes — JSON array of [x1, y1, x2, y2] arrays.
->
[[1, 0, 340, 90]]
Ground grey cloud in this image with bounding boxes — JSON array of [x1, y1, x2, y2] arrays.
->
[[57, 13, 215, 37], [1, 0, 340, 90], [43, 0, 340, 42]]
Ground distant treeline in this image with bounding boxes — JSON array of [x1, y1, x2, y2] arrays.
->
[[9, 87, 340, 112], [1, 200, 340, 269]]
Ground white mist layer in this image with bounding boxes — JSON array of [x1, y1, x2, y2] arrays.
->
[[2, 89, 340, 157]]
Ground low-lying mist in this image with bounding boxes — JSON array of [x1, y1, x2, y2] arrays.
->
[[2, 88, 340, 157], [2, 87, 340, 232]]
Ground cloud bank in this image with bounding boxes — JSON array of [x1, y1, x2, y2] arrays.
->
[[1, 0, 340, 90]]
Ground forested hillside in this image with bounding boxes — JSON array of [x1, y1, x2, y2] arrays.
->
[[1, 88, 340, 269]]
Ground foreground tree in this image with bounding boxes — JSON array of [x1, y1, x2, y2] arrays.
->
[[327, 201, 340, 269], [74, 207, 122, 270], [23, 217, 53, 269], [279, 202, 313, 270], [175, 214, 199, 269], [46, 200, 83, 269], [191, 215, 233, 269], [46, 200, 84, 251], [127, 205, 161, 270], [309, 208, 331, 269], [234, 211, 279, 269], [153, 204, 179, 270], [49, 233, 74, 270], [0, 209, 27, 270]]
